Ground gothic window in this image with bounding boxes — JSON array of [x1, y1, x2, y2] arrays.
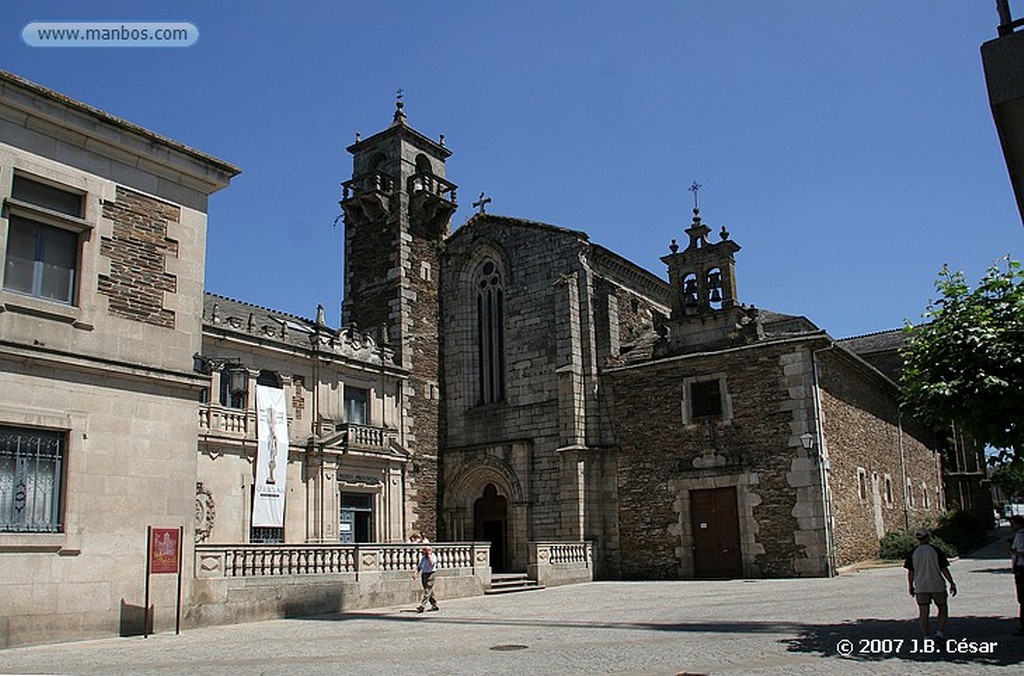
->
[[0, 426, 65, 533], [476, 258, 505, 404], [857, 468, 867, 501], [884, 475, 894, 507]]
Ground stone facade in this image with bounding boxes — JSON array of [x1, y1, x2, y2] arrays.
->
[[0, 74, 954, 647], [340, 103, 455, 540], [434, 201, 945, 580], [196, 294, 411, 549], [0, 70, 238, 647]]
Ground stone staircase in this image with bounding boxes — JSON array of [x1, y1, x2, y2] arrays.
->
[[485, 572, 545, 595]]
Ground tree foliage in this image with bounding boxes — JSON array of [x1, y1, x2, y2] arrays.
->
[[991, 462, 1024, 501], [901, 257, 1024, 458]]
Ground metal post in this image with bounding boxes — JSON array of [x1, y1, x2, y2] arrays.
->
[[143, 526, 151, 638]]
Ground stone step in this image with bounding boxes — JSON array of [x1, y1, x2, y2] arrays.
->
[[486, 573, 546, 595]]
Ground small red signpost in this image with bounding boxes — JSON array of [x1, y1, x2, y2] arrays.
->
[[144, 526, 183, 637]]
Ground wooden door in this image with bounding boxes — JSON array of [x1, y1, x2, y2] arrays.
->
[[690, 486, 742, 578]]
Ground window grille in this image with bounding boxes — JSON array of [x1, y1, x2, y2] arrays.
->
[[0, 426, 65, 532]]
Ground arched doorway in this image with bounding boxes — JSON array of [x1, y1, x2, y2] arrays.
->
[[474, 483, 508, 573]]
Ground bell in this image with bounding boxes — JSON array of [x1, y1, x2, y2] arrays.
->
[[710, 286, 723, 303]]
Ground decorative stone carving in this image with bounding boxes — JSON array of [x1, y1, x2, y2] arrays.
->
[[195, 481, 215, 543]]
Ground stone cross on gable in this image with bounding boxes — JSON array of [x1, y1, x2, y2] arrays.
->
[[688, 181, 703, 209], [473, 192, 492, 214]]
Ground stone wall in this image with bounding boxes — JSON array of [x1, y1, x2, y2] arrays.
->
[[819, 348, 944, 567], [608, 340, 821, 579], [99, 187, 180, 328]]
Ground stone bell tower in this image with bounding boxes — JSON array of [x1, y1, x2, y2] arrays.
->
[[658, 195, 761, 354], [340, 94, 457, 538]]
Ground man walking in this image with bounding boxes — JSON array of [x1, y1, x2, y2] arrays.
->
[[904, 527, 957, 638], [415, 545, 440, 613], [1009, 515, 1024, 635]]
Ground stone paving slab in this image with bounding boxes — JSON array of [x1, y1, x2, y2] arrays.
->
[[2, 532, 1024, 675]]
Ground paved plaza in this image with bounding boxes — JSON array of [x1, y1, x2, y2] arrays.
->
[[2, 531, 1023, 675]]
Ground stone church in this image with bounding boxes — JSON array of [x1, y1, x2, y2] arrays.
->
[[340, 99, 945, 579], [1, 73, 951, 646]]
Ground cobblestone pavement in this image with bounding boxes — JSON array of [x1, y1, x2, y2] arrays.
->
[[3, 531, 1023, 675]]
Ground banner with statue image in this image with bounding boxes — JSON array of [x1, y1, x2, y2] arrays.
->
[[252, 385, 289, 528]]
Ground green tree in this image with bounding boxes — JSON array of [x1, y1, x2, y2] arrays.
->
[[901, 257, 1024, 459], [991, 462, 1024, 501]]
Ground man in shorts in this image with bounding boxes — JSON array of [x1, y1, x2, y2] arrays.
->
[[904, 527, 957, 638]]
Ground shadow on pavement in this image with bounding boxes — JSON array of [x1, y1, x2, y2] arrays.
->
[[783, 615, 1024, 667], [307, 609, 1024, 666]]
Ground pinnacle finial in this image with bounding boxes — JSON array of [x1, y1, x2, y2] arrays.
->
[[392, 88, 407, 125]]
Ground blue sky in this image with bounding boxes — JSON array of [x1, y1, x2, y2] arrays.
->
[[3, 1, 1022, 338]]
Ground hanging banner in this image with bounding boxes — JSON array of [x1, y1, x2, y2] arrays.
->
[[252, 385, 289, 528], [149, 527, 180, 574]]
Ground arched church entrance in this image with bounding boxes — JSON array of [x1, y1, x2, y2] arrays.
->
[[474, 483, 508, 573]]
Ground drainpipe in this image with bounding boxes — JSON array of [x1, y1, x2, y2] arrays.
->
[[810, 343, 837, 576], [897, 410, 910, 530]]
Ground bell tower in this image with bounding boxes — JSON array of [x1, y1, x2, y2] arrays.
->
[[658, 193, 761, 355], [340, 94, 457, 538]]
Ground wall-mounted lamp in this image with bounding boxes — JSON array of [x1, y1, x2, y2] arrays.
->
[[800, 432, 816, 455], [193, 353, 247, 394]]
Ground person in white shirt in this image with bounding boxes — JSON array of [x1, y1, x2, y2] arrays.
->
[[904, 527, 957, 638], [415, 545, 439, 613]]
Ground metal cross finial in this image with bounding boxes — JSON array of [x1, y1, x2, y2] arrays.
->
[[688, 181, 703, 209], [396, 88, 403, 102], [473, 192, 492, 214]]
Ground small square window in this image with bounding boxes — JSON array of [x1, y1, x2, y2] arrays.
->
[[690, 380, 723, 419]]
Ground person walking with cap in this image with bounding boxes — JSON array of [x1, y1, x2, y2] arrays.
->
[[904, 527, 957, 639]]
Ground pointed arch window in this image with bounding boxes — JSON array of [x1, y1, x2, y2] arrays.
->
[[476, 258, 505, 404]]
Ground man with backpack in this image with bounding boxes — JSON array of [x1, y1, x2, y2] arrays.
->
[[904, 527, 957, 639]]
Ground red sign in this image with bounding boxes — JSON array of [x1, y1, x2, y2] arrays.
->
[[150, 528, 180, 574]]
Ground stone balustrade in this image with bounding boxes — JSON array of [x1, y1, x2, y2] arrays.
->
[[191, 542, 491, 628], [407, 171, 457, 204], [343, 422, 387, 449], [528, 541, 594, 587], [198, 404, 254, 436]]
